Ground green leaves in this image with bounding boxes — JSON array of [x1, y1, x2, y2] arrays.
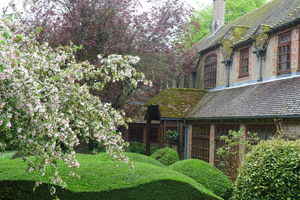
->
[[34, 27, 43, 35], [0, 64, 4, 72], [2, 31, 11, 40], [150, 147, 179, 166], [233, 139, 300, 200]]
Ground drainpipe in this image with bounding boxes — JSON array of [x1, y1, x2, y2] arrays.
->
[[253, 48, 266, 82], [183, 120, 188, 160], [221, 59, 232, 87]]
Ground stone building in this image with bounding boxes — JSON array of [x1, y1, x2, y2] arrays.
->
[[127, 0, 300, 169], [181, 0, 300, 167]]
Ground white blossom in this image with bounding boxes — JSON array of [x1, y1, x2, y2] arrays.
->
[[0, 11, 150, 190]]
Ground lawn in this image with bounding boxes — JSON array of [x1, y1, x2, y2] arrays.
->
[[0, 152, 222, 200]]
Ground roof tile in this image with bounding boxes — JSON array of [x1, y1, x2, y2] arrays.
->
[[187, 76, 300, 119]]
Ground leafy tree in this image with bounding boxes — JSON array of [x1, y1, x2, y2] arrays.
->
[[0, 10, 149, 190], [24, 0, 193, 110]]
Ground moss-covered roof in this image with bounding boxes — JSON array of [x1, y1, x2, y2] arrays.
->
[[145, 88, 207, 118], [197, 0, 300, 54]]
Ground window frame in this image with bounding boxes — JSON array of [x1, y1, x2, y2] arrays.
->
[[192, 124, 210, 163], [277, 31, 292, 74], [246, 125, 276, 142], [238, 47, 250, 78], [204, 54, 217, 88]]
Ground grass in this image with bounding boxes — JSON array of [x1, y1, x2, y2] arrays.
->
[[0, 153, 222, 200], [168, 159, 232, 199]]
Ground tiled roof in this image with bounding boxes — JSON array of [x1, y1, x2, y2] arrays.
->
[[197, 0, 300, 53], [145, 88, 207, 118], [187, 76, 300, 119]]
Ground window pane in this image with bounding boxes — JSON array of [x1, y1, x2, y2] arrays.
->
[[204, 55, 217, 88], [278, 32, 291, 73]]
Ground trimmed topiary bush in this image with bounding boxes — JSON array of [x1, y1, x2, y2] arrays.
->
[[233, 139, 300, 200], [92, 152, 165, 167], [150, 147, 179, 166], [0, 154, 222, 200], [169, 159, 232, 199]]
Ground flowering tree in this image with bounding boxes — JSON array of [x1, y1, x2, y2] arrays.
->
[[0, 12, 150, 188], [23, 0, 193, 110]]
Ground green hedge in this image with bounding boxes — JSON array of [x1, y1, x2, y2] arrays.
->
[[233, 139, 300, 200], [125, 142, 159, 155], [169, 159, 232, 199], [151, 147, 179, 166], [0, 154, 222, 200], [93, 152, 165, 167]]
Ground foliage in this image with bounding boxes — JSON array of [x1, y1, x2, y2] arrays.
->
[[183, 0, 268, 45], [0, 12, 149, 188], [165, 130, 179, 146], [0, 154, 222, 200], [24, 0, 193, 110], [94, 152, 165, 167], [0, 151, 17, 159], [232, 139, 300, 200], [217, 130, 259, 180], [151, 147, 179, 166], [125, 142, 159, 155], [169, 159, 232, 199]]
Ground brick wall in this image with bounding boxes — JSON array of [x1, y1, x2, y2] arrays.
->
[[282, 124, 300, 139]]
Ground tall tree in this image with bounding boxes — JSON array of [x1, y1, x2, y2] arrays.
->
[[24, 0, 192, 111]]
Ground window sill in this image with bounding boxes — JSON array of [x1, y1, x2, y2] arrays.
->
[[238, 74, 249, 78], [277, 70, 291, 75]]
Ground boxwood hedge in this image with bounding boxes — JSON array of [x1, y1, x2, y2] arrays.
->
[[233, 139, 300, 200], [150, 147, 180, 166], [0, 153, 222, 200], [169, 159, 232, 199]]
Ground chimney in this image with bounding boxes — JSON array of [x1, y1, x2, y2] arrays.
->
[[211, 0, 225, 33]]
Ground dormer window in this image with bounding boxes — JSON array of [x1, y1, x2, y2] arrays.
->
[[204, 54, 217, 88], [239, 47, 249, 77], [278, 32, 291, 74]]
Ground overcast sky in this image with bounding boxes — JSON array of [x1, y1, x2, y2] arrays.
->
[[0, 0, 212, 11]]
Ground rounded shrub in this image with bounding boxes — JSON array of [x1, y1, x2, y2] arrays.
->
[[150, 147, 179, 166], [233, 139, 300, 200], [87, 152, 165, 167], [0, 154, 222, 200], [169, 159, 232, 199]]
